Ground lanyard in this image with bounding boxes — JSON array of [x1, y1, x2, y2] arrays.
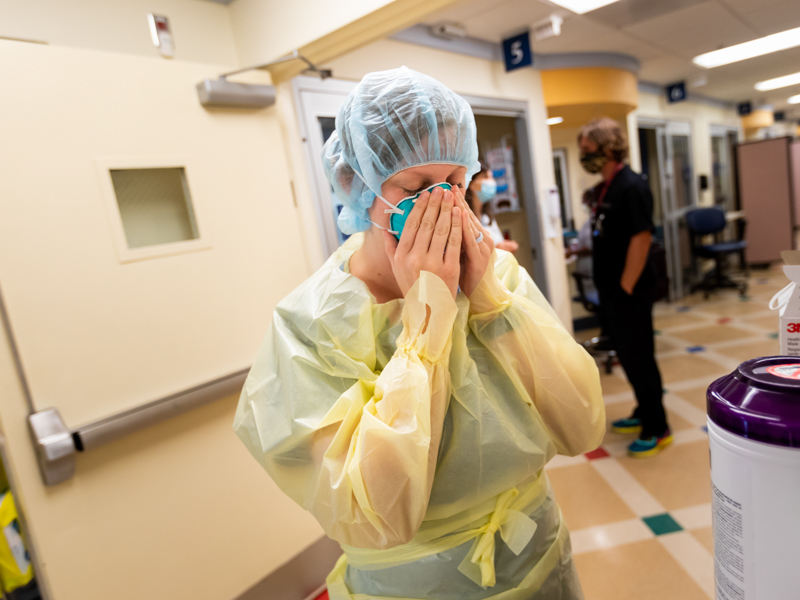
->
[[592, 163, 625, 217]]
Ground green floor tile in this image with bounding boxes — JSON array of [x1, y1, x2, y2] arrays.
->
[[642, 513, 683, 536]]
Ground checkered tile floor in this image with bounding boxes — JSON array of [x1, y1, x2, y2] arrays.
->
[[556, 267, 784, 600]]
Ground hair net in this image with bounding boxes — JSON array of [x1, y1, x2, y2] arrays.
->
[[322, 66, 481, 234]]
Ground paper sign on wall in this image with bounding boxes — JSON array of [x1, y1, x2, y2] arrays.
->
[[541, 186, 561, 239]]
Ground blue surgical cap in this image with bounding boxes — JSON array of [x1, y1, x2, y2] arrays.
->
[[322, 67, 480, 235]]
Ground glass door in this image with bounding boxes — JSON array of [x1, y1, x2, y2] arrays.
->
[[711, 126, 739, 213], [638, 120, 695, 300], [664, 122, 694, 299]]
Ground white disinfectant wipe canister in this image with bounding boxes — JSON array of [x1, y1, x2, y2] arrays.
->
[[707, 356, 800, 600]]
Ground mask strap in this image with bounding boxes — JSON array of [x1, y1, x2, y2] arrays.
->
[[354, 170, 402, 215], [369, 221, 399, 236]]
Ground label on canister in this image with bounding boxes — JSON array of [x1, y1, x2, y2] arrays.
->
[[712, 482, 746, 599], [780, 318, 800, 356], [710, 423, 753, 600]]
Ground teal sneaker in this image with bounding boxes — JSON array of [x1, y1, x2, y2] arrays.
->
[[611, 417, 642, 434], [628, 430, 673, 458]]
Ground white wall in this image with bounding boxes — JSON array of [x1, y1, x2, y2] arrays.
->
[[321, 39, 573, 327]]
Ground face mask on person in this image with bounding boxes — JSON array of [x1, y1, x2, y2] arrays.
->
[[373, 182, 453, 241], [476, 179, 497, 203], [580, 149, 608, 174], [354, 174, 483, 244], [353, 173, 454, 241]]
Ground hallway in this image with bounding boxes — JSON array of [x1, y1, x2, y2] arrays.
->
[[552, 268, 783, 599]]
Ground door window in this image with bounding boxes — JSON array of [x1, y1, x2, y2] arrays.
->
[[110, 167, 199, 249]]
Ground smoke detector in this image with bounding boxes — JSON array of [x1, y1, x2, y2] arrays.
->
[[430, 22, 467, 40], [533, 15, 563, 41]]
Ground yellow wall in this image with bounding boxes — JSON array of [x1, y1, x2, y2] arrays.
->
[[741, 108, 774, 131], [541, 68, 638, 109], [541, 67, 637, 131], [321, 39, 573, 327]]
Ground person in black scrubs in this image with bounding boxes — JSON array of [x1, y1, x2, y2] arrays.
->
[[578, 117, 671, 458]]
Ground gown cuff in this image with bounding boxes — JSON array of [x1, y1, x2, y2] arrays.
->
[[468, 257, 512, 317], [396, 271, 458, 362]]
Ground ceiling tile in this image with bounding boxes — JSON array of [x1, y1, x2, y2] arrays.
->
[[587, 0, 709, 28], [638, 56, 706, 84], [718, 0, 800, 35], [622, 1, 758, 59], [426, 0, 569, 42], [533, 16, 652, 56], [707, 44, 800, 90], [423, 0, 519, 26]]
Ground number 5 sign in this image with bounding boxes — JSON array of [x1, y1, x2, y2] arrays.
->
[[502, 31, 533, 72]]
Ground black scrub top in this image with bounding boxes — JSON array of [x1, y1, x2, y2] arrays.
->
[[590, 165, 655, 292]]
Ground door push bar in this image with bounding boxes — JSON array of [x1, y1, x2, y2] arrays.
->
[[27, 368, 249, 486]]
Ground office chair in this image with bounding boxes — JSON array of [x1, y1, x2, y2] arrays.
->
[[572, 271, 616, 374], [684, 207, 748, 298]]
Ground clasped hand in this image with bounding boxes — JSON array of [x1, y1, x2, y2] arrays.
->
[[383, 186, 494, 299]]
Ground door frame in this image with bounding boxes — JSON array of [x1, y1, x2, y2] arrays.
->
[[551, 147, 573, 231], [293, 76, 357, 259], [709, 124, 741, 212], [293, 78, 551, 300]]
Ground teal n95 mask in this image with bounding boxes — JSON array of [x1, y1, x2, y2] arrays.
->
[[355, 175, 482, 243], [379, 182, 453, 241]]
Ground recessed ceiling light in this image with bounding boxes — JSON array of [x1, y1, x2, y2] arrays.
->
[[756, 71, 800, 91], [544, 0, 621, 15], [789, 95, 800, 104], [693, 26, 800, 68], [546, 117, 564, 125]]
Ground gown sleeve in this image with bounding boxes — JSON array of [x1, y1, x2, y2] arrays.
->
[[234, 271, 458, 550], [467, 251, 605, 457]]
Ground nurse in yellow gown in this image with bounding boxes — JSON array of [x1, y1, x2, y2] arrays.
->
[[234, 67, 604, 600]]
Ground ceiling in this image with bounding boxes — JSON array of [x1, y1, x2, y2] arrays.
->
[[423, 0, 800, 119]]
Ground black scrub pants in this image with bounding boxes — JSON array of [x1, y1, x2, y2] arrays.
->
[[599, 280, 668, 438]]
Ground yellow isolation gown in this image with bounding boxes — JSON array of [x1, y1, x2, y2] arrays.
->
[[234, 233, 604, 599]]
